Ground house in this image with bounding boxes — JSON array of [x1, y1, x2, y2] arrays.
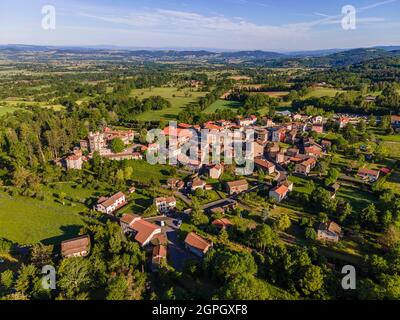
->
[[152, 245, 167, 272], [357, 168, 380, 181], [269, 184, 289, 202], [254, 158, 275, 175], [120, 214, 162, 247], [255, 128, 269, 143], [391, 115, 400, 127], [191, 177, 207, 191], [225, 179, 248, 195], [184, 232, 212, 257], [209, 164, 223, 179], [304, 146, 323, 158], [212, 218, 233, 231], [266, 142, 280, 158], [285, 129, 297, 144], [95, 192, 127, 214], [271, 127, 286, 142], [337, 117, 350, 129], [321, 140, 332, 150], [154, 197, 177, 214], [65, 154, 83, 170], [128, 186, 136, 194], [317, 221, 343, 243], [61, 235, 91, 258], [252, 141, 265, 158], [295, 158, 317, 175], [238, 115, 257, 127], [206, 199, 237, 214], [167, 178, 185, 190], [311, 124, 324, 134], [328, 183, 340, 199], [312, 116, 324, 124]]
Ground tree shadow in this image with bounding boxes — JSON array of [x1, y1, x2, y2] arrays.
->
[[41, 225, 83, 246]]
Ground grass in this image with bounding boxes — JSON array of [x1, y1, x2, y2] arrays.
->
[[128, 160, 181, 184], [203, 99, 242, 113], [0, 105, 20, 116], [336, 185, 378, 212], [304, 87, 345, 98], [0, 190, 86, 245], [288, 176, 315, 194], [381, 141, 400, 160], [385, 169, 400, 194], [130, 87, 208, 121]]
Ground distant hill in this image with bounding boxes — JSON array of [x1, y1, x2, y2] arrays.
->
[[1, 44, 400, 67]]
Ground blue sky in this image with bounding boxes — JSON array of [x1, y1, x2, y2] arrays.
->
[[0, 0, 399, 51]]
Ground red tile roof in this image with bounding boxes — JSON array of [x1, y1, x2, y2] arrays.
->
[[184, 232, 211, 253], [131, 219, 161, 246], [272, 184, 289, 196], [212, 218, 233, 228]]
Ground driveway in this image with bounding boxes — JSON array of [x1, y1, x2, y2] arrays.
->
[[145, 215, 197, 271], [164, 225, 198, 271]]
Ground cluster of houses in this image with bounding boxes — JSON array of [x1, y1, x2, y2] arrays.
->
[[57, 111, 398, 268], [60, 127, 137, 170]]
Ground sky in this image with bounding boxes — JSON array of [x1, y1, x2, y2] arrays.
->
[[0, 0, 399, 51]]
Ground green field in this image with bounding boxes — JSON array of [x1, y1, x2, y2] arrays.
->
[[130, 87, 208, 121], [336, 185, 378, 212], [0, 191, 86, 245], [305, 87, 345, 98], [0, 105, 20, 116], [203, 99, 242, 113]]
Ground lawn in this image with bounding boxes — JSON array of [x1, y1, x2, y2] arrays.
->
[[304, 87, 344, 98], [203, 99, 242, 113], [128, 160, 181, 184], [336, 185, 378, 212], [130, 87, 208, 121], [385, 169, 400, 194], [0, 191, 86, 245], [288, 175, 315, 194], [382, 141, 400, 160]]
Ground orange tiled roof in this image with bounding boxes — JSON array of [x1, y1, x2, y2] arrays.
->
[[184, 232, 211, 253]]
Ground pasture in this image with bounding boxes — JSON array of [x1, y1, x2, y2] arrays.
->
[[130, 87, 208, 121], [0, 191, 86, 245]]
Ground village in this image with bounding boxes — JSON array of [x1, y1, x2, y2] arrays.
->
[[58, 112, 399, 272]]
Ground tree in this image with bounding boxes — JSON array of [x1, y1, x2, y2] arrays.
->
[[1, 270, 14, 289], [30, 244, 53, 267], [209, 251, 258, 282], [299, 265, 324, 296], [111, 138, 125, 153], [380, 225, 400, 249], [191, 199, 209, 226], [220, 274, 270, 300], [251, 225, 276, 253], [305, 227, 317, 240], [324, 168, 340, 186], [275, 214, 291, 232], [360, 203, 378, 228], [58, 258, 92, 299], [106, 275, 129, 300]]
